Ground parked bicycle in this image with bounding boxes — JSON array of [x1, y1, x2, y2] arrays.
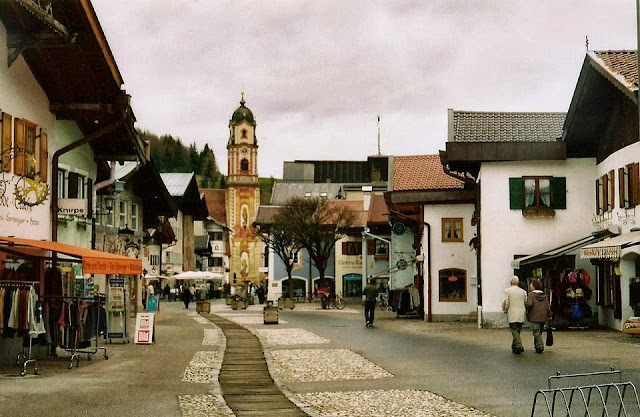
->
[[327, 293, 346, 310], [379, 293, 391, 311], [295, 292, 315, 303]]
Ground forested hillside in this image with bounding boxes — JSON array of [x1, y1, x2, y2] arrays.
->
[[139, 129, 278, 203]]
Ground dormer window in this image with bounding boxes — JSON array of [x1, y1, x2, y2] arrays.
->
[[240, 158, 249, 172]]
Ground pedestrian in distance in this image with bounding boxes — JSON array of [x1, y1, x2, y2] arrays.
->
[[363, 278, 378, 327], [526, 278, 552, 353], [182, 285, 191, 309], [163, 284, 171, 301], [502, 275, 527, 354]]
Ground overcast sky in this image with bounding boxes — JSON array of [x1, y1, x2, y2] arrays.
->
[[92, 1, 637, 178]]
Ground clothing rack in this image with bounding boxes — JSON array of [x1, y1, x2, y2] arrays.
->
[[0, 280, 41, 376], [43, 295, 109, 369]]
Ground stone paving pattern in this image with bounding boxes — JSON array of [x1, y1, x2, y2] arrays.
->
[[178, 303, 498, 416], [295, 389, 496, 417], [254, 328, 330, 345], [269, 348, 393, 382]]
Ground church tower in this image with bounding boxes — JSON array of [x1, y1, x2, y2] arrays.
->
[[226, 93, 261, 285]]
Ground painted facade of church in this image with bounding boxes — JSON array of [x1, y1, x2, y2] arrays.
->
[[226, 95, 262, 285]]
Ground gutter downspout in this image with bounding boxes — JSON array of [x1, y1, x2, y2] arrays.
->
[[51, 120, 123, 243], [91, 161, 118, 250]]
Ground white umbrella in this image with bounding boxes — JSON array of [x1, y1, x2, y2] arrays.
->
[[172, 270, 222, 280]]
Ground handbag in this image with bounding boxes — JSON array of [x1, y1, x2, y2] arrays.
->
[[545, 325, 554, 347]]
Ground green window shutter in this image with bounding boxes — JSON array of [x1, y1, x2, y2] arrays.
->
[[552, 177, 566, 209], [509, 178, 523, 209]]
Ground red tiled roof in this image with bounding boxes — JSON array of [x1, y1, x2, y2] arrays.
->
[[593, 50, 638, 89], [393, 155, 464, 191], [368, 195, 388, 225], [201, 189, 227, 225]]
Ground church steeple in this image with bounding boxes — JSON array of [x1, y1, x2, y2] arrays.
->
[[227, 93, 258, 184]]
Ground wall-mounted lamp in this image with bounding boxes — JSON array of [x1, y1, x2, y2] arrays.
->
[[104, 196, 115, 213]]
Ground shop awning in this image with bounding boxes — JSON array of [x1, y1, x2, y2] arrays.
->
[[511, 230, 616, 269], [0, 236, 142, 275], [580, 231, 640, 260]]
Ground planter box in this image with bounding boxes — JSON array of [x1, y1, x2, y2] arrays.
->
[[263, 305, 278, 324], [196, 301, 210, 313]]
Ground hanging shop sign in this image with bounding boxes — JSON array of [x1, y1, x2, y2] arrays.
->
[[581, 245, 620, 260]]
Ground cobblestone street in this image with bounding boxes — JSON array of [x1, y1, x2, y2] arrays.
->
[[2, 298, 640, 417]]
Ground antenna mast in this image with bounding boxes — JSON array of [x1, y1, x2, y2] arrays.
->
[[377, 115, 381, 155]]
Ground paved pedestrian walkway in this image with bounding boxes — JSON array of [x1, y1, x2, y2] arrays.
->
[[203, 312, 306, 416]]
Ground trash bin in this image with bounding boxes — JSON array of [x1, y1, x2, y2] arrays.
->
[[264, 302, 278, 324]]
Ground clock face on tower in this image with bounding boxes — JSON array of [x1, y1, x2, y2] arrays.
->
[[241, 147, 248, 155]]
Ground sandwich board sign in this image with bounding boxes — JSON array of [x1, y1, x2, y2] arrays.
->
[[134, 312, 155, 344]]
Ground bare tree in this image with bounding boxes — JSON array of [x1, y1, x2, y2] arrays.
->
[[280, 196, 357, 290], [254, 207, 299, 299]]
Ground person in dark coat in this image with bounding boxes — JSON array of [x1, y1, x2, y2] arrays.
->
[[526, 279, 552, 353], [163, 284, 171, 301], [182, 285, 191, 309]]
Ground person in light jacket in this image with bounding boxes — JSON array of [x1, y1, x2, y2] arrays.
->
[[502, 276, 527, 354], [526, 278, 552, 354]]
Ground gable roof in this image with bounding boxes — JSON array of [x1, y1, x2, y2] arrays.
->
[[201, 189, 227, 225], [393, 155, 464, 191], [592, 50, 637, 93], [160, 173, 206, 218], [368, 194, 389, 225], [450, 110, 566, 143], [563, 50, 639, 161]]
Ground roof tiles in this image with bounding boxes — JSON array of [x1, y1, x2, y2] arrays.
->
[[451, 111, 566, 143], [592, 50, 638, 90], [393, 155, 464, 191]]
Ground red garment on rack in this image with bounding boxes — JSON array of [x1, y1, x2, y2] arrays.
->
[[18, 289, 29, 331]]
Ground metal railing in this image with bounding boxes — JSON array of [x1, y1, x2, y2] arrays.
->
[[531, 369, 640, 416]]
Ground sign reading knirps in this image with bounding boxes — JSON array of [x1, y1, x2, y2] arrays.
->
[[134, 312, 155, 344], [580, 246, 620, 259]]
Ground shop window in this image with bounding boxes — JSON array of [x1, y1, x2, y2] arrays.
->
[[619, 163, 640, 209], [240, 158, 249, 172], [596, 260, 622, 319], [342, 241, 362, 256], [595, 171, 615, 214], [131, 203, 139, 231], [343, 273, 363, 297], [509, 177, 566, 215], [438, 268, 467, 302], [442, 218, 463, 242]]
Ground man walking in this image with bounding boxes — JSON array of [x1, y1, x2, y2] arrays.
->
[[502, 276, 527, 354], [363, 278, 378, 327]]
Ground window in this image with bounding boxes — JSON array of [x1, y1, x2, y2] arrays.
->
[[67, 172, 86, 199], [342, 241, 362, 256], [375, 240, 389, 256], [131, 203, 139, 231], [208, 257, 223, 267], [149, 254, 159, 266], [210, 231, 223, 241], [596, 260, 621, 319], [240, 158, 249, 172], [119, 200, 127, 228], [619, 163, 640, 209], [509, 177, 566, 213], [596, 171, 615, 214], [14, 119, 38, 178], [442, 218, 463, 242], [438, 268, 467, 302], [57, 169, 66, 199], [241, 129, 247, 139]]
